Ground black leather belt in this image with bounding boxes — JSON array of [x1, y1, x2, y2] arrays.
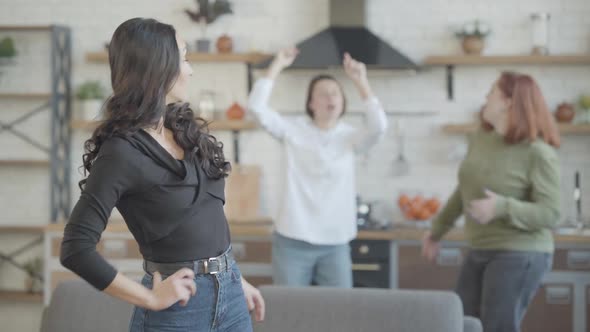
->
[[143, 247, 234, 277]]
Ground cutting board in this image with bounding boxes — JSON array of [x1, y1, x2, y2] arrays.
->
[[224, 164, 262, 223]]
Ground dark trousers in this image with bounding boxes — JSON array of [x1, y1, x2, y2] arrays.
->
[[456, 250, 552, 332]]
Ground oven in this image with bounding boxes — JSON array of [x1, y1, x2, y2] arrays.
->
[[350, 240, 390, 288]]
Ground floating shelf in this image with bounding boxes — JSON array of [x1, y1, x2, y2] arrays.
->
[[442, 123, 590, 135], [0, 93, 52, 99], [71, 119, 258, 131], [0, 225, 46, 234], [423, 54, 590, 100], [0, 290, 42, 303], [0, 25, 53, 31], [0, 160, 50, 167], [86, 51, 272, 64], [424, 55, 590, 66]]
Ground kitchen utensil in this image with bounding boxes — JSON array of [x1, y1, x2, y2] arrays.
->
[[197, 90, 216, 120], [531, 12, 550, 55], [574, 171, 584, 229], [391, 120, 409, 177]]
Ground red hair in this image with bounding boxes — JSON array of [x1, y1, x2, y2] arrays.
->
[[481, 72, 560, 148]]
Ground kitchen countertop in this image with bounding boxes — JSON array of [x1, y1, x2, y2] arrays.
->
[[45, 220, 590, 245]]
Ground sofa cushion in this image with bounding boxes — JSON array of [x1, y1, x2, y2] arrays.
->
[[254, 286, 464, 332], [40, 280, 133, 332]]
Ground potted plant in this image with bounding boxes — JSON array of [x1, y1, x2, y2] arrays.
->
[[76, 81, 106, 121], [455, 20, 491, 55], [23, 257, 43, 293], [185, 0, 233, 53], [0, 37, 16, 65], [577, 94, 590, 123]]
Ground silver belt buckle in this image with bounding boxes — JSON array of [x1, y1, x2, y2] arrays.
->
[[204, 257, 220, 274]]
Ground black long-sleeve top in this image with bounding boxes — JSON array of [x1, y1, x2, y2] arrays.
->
[[60, 129, 231, 290]]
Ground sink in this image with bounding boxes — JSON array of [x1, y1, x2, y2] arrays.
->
[[554, 227, 590, 236]]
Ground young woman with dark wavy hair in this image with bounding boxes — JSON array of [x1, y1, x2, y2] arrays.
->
[[60, 18, 264, 331]]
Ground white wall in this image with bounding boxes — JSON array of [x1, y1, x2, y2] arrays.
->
[[1, 0, 589, 330]]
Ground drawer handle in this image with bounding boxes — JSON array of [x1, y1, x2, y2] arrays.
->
[[358, 245, 370, 255], [436, 248, 462, 266], [352, 263, 381, 272], [566, 251, 590, 269], [545, 286, 572, 305]]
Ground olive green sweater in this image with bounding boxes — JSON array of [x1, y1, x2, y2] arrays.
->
[[431, 130, 561, 253]]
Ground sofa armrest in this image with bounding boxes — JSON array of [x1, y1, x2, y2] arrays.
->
[[463, 316, 483, 332]]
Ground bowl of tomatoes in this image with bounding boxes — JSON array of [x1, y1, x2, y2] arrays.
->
[[397, 192, 441, 226]]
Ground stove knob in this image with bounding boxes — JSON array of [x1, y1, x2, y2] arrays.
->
[[359, 244, 369, 255]]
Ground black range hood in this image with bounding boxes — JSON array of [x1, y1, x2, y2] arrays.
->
[[257, 0, 417, 70]]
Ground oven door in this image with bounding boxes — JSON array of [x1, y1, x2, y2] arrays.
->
[[352, 260, 389, 288]]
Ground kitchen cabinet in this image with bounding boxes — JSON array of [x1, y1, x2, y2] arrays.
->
[[232, 239, 272, 263], [397, 244, 464, 290], [553, 249, 590, 271], [230, 238, 273, 287], [521, 283, 574, 332]]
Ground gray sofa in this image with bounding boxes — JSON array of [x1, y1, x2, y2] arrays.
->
[[256, 286, 482, 332], [41, 280, 481, 332]]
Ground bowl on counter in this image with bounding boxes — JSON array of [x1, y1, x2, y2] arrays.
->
[[394, 191, 441, 228]]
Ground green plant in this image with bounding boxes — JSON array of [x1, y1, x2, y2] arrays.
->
[[76, 81, 106, 100], [185, 0, 233, 25], [0, 37, 17, 58], [455, 20, 491, 38], [579, 94, 590, 109], [23, 257, 42, 277]]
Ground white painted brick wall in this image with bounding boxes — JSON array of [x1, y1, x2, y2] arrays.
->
[[0, 0, 589, 330]]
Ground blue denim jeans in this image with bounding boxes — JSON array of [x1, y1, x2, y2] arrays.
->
[[129, 260, 252, 332], [272, 232, 352, 287], [455, 250, 552, 332]]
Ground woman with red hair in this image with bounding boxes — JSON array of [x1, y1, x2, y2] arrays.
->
[[422, 72, 561, 332]]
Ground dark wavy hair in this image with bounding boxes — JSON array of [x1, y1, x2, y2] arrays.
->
[[79, 18, 230, 189]]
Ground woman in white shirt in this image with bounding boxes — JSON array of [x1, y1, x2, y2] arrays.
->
[[248, 48, 388, 287]]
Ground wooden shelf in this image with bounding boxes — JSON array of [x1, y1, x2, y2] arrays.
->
[[0, 93, 51, 99], [69, 119, 97, 130], [71, 119, 257, 131], [0, 159, 49, 167], [424, 54, 590, 100], [424, 54, 590, 66], [0, 290, 42, 303], [442, 123, 590, 135], [0, 225, 46, 234], [0, 25, 53, 31], [558, 123, 590, 134], [86, 51, 271, 64], [209, 119, 258, 131], [441, 123, 479, 134]]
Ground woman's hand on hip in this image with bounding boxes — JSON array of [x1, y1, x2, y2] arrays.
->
[[467, 189, 498, 225], [147, 268, 197, 311]]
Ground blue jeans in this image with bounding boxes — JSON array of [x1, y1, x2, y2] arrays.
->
[[272, 232, 352, 287], [455, 250, 552, 332], [129, 261, 252, 332]]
